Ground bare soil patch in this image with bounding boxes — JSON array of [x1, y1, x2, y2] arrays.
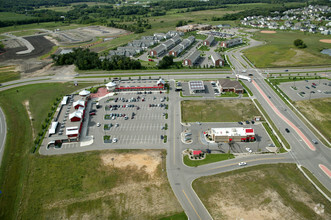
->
[[23, 100, 35, 139], [193, 164, 331, 220], [0, 36, 54, 62], [319, 39, 331, 44], [43, 150, 182, 219], [100, 150, 162, 177], [260, 30, 276, 34]]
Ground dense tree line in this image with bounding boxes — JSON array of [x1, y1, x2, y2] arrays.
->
[[52, 48, 141, 70], [216, 4, 304, 21]]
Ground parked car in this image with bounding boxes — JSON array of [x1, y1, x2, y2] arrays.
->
[[312, 139, 318, 144], [285, 128, 290, 133], [238, 162, 247, 166], [97, 123, 101, 127], [245, 147, 252, 153], [89, 109, 96, 113], [113, 138, 118, 143], [89, 112, 96, 116], [238, 121, 243, 125]]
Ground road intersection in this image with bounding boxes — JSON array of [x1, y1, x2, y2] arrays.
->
[[0, 36, 330, 219]]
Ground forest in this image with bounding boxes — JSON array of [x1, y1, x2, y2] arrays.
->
[[52, 48, 142, 70]]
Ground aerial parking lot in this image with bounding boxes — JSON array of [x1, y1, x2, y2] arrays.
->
[[277, 79, 331, 101], [89, 90, 170, 149]]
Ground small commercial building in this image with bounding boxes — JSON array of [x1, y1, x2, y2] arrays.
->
[[210, 127, 255, 143], [183, 50, 201, 66], [211, 52, 224, 67], [114, 78, 166, 92], [217, 79, 244, 94], [189, 81, 205, 94], [203, 35, 215, 46], [106, 81, 117, 91], [220, 38, 243, 48]]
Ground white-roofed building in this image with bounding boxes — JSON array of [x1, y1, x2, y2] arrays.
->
[[79, 90, 90, 96], [69, 111, 83, 122], [157, 78, 166, 86], [210, 127, 255, 142], [48, 122, 59, 135], [66, 126, 80, 137], [189, 81, 205, 94], [61, 96, 69, 105], [106, 81, 117, 91], [73, 99, 85, 109]]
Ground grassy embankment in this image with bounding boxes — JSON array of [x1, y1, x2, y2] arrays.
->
[[244, 31, 331, 68], [0, 83, 184, 219], [0, 66, 20, 83], [184, 154, 235, 167], [294, 98, 331, 143], [181, 99, 260, 122], [193, 164, 331, 219]]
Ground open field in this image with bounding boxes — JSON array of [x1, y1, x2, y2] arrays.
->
[[0, 82, 184, 219], [0, 65, 20, 83], [0, 12, 36, 21], [181, 99, 260, 122], [244, 31, 331, 68], [0, 82, 95, 219], [294, 98, 331, 142], [193, 164, 331, 220], [20, 150, 183, 219], [183, 154, 234, 167]]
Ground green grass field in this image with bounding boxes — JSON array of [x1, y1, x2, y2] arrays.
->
[[193, 164, 331, 219], [294, 98, 331, 143], [0, 12, 36, 21], [0, 83, 95, 219], [244, 31, 331, 68], [181, 99, 260, 122], [0, 66, 20, 83], [184, 154, 234, 167]]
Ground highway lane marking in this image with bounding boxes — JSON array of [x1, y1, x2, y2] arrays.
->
[[182, 189, 202, 220], [319, 164, 331, 179], [205, 157, 287, 172], [252, 80, 316, 151], [173, 102, 176, 165]]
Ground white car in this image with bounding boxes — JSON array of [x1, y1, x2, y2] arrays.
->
[[97, 123, 101, 127], [238, 162, 247, 166], [113, 138, 118, 143], [245, 147, 252, 153]]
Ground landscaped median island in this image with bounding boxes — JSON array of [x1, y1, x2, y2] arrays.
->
[[193, 164, 331, 219], [183, 151, 235, 167]]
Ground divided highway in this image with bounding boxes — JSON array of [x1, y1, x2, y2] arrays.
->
[[0, 35, 330, 219]]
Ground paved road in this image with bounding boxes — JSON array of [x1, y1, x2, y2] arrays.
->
[[227, 38, 331, 191], [0, 107, 7, 167], [0, 34, 330, 219]]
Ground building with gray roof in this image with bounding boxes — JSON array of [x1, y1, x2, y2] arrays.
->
[[183, 50, 201, 66]]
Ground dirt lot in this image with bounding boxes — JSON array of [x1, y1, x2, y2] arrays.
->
[[0, 36, 54, 62], [193, 164, 331, 220], [36, 150, 183, 219], [320, 39, 331, 44], [260, 30, 277, 34], [51, 25, 128, 45]]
